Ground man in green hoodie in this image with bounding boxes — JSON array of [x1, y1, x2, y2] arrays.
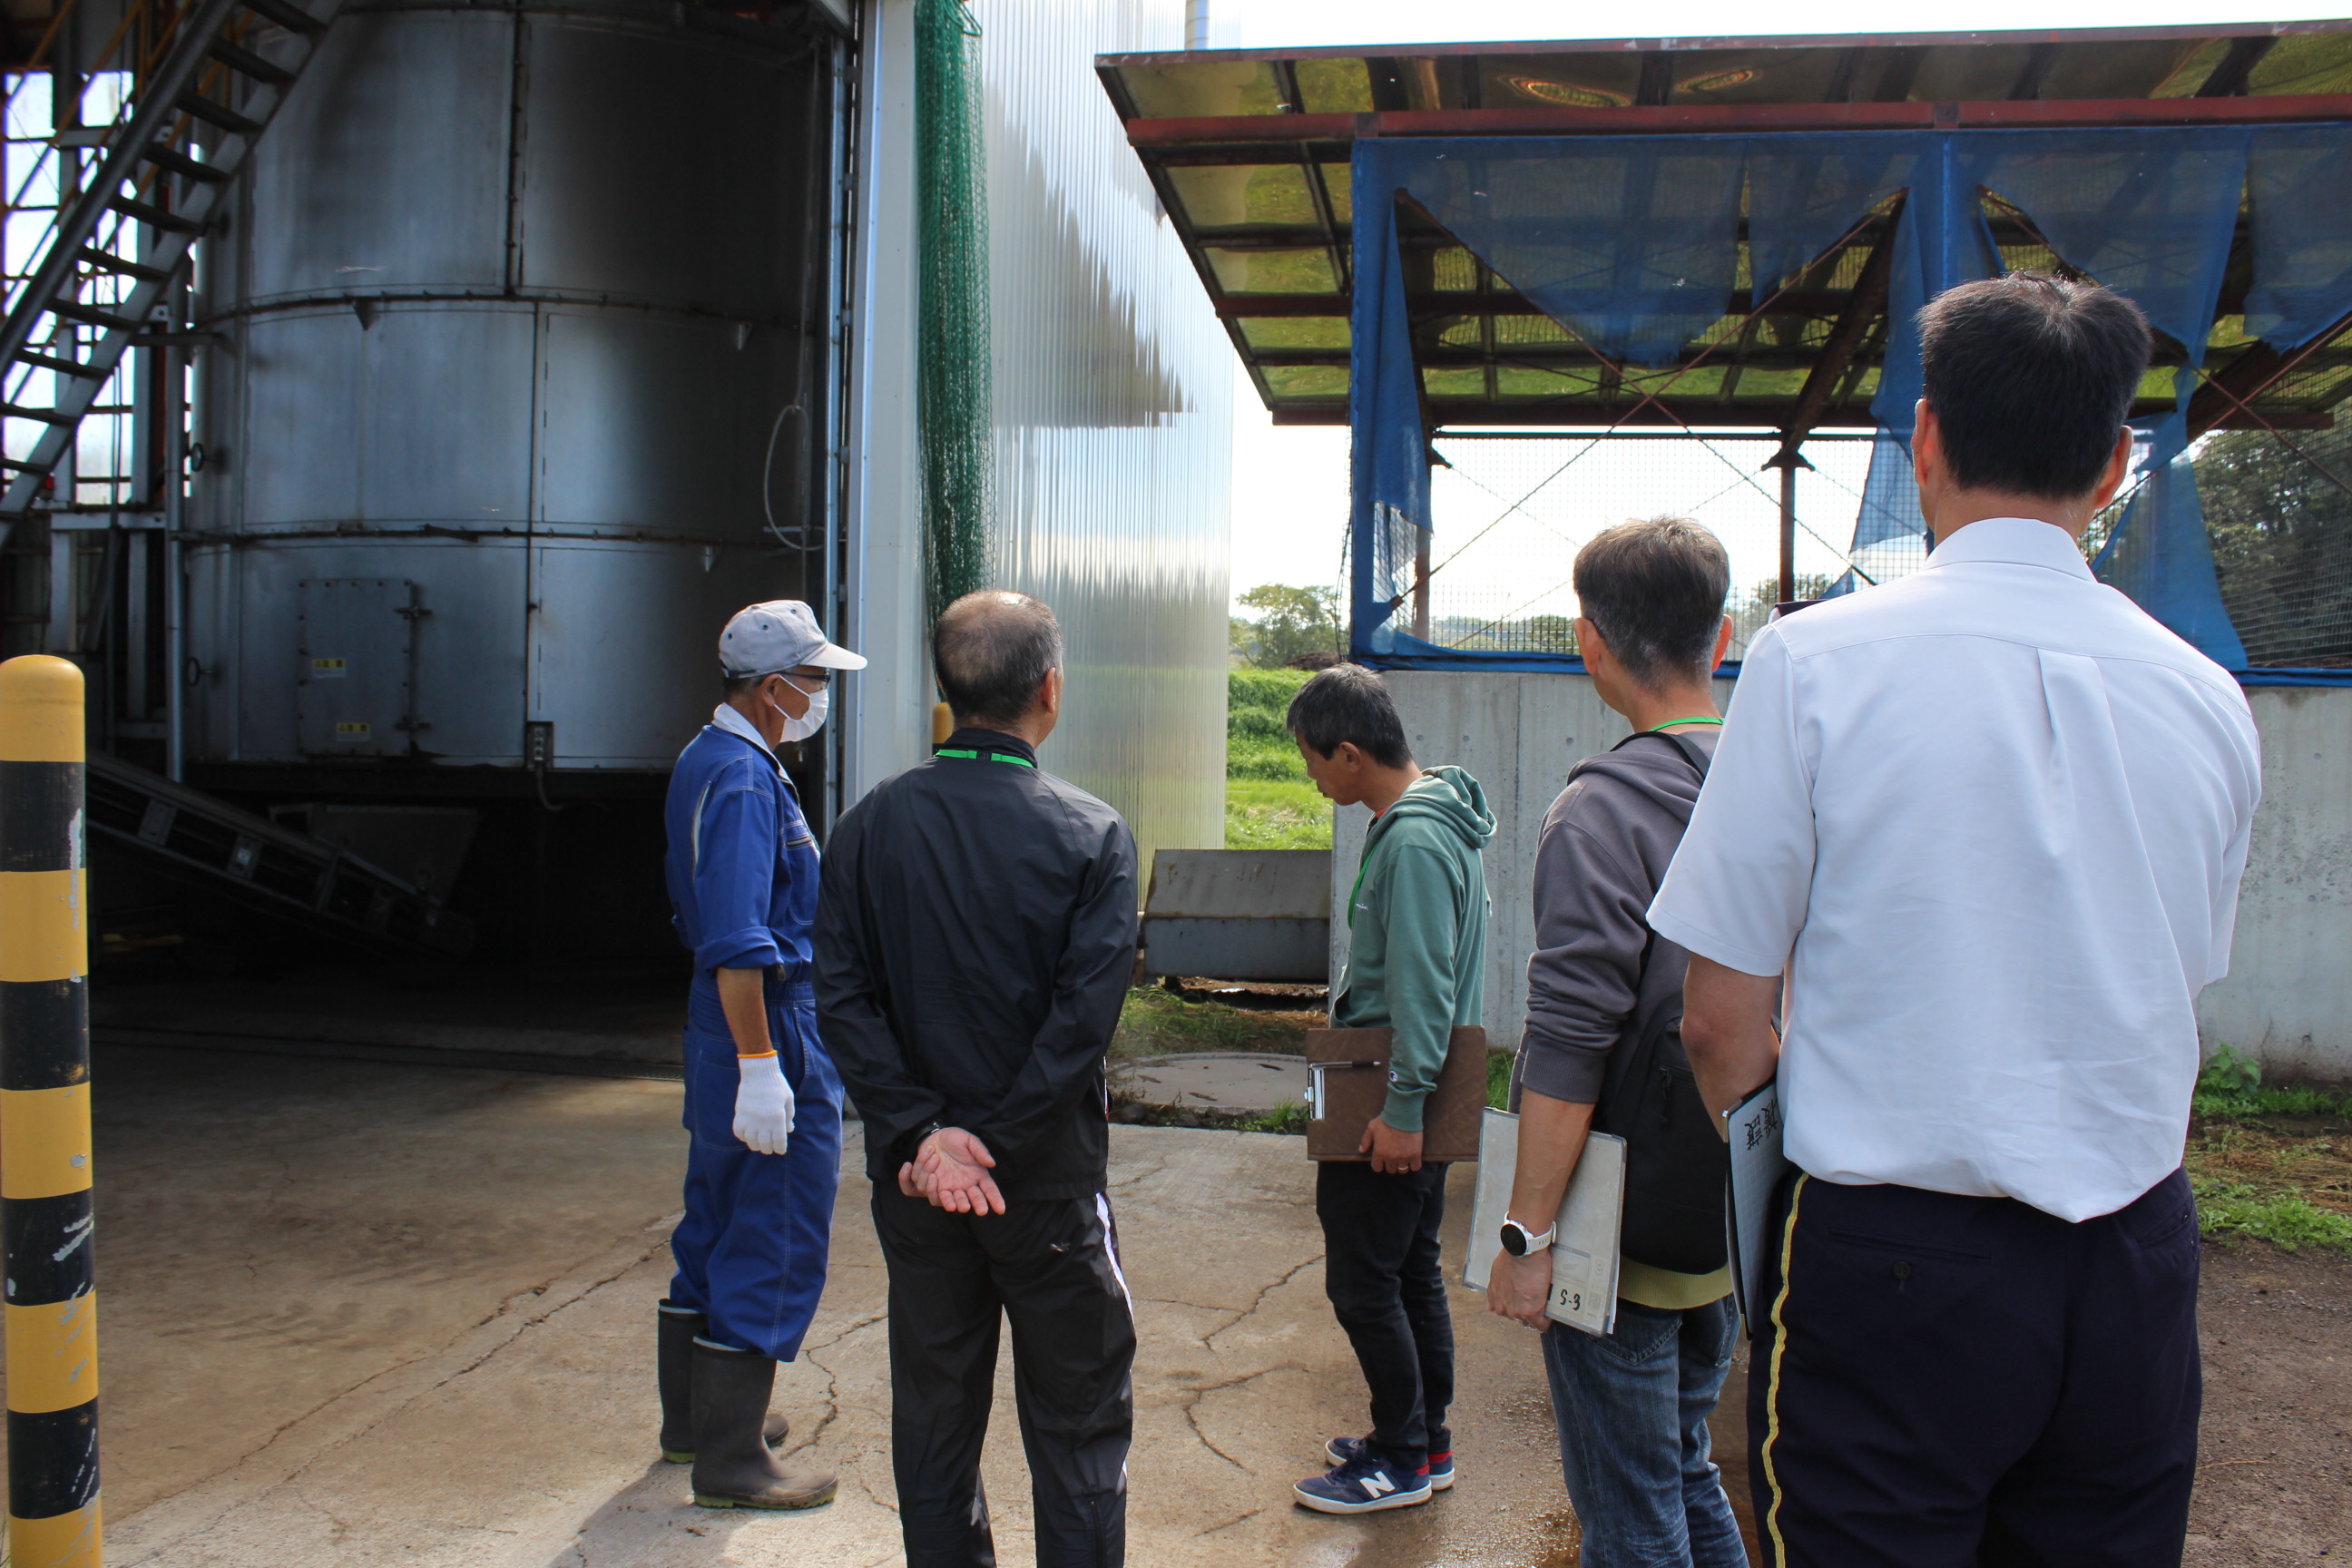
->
[[1285, 663, 1494, 1515]]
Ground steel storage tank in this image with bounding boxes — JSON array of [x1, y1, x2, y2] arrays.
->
[[185, 0, 837, 773]]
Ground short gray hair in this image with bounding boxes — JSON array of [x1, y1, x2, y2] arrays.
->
[[934, 591, 1063, 729], [1572, 516, 1730, 685]]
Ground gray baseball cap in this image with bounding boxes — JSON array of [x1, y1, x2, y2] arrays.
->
[[719, 600, 867, 678]]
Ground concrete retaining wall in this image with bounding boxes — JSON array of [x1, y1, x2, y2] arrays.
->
[[1330, 671, 2352, 1082]]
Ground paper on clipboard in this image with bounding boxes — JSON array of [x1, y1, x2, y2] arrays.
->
[[1724, 1080, 1791, 1331], [1463, 1107, 1625, 1338]]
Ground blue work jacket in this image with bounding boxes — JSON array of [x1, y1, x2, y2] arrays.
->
[[663, 720, 818, 990]]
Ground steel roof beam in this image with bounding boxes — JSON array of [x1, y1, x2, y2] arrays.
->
[[1126, 93, 2352, 147], [1094, 21, 2347, 73]]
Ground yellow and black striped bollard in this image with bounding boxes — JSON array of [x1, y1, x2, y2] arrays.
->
[[0, 655, 100, 1568]]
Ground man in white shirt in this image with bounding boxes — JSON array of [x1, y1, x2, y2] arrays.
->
[[1653, 273, 2261, 1568]]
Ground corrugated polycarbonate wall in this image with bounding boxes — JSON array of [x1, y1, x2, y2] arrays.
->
[[977, 0, 1232, 866]]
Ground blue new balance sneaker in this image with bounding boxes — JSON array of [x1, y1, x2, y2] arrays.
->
[[1294, 1451, 1434, 1514], [1324, 1435, 1455, 1490]]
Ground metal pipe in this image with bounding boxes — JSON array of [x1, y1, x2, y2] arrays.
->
[[1779, 453, 1798, 606], [822, 24, 857, 835], [124, 529, 147, 719], [1184, 0, 1208, 51], [162, 346, 184, 782], [1412, 527, 1432, 642], [0, 653, 103, 1568]]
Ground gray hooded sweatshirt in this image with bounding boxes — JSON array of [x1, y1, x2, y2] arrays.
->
[[1521, 730, 1718, 1107]]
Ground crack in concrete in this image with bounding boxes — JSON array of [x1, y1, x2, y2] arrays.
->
[[112, 1237, 673, 1565], [784, 1307, 886, 1459], [1204, 1255, 1323, 1350], [1197, 1504, 1266, 1537], [1174, 1364, 1300, 1476]]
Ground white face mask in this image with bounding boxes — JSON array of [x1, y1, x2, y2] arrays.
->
[[771, 682, 828, 743]]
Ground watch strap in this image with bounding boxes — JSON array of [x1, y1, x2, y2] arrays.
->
[[1504, 1218, 1557, 1253]]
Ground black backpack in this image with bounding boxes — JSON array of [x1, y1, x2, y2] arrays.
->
[[1590, 730, 1730, 1276]]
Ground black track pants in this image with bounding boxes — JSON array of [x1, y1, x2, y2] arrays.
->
[[1316, 1159, 1455, 1472], [873, 1182, 1136, 1568]]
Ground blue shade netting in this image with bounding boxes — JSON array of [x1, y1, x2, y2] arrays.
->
[[2247, 127, 2352, 351], [2096, 409, 2250, 671], [1362, 139, 1749, 372], [1350, 126, 2352, 673], [1348, 205, 1430, 656]]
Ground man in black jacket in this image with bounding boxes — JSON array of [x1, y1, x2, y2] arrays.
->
[[815, 589, 1138, 1568]]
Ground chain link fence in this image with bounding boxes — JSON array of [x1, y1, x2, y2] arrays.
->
[[1396, 431, 1878, 662]]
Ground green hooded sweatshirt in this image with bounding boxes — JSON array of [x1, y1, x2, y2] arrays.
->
[[1331, 764, 1495, 1132]]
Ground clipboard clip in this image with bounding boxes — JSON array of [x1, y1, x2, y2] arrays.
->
[[1306, 1060, 1384, 1119]]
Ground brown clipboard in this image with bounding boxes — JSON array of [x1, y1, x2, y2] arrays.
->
[[1303, 1025, 1488, 1163]]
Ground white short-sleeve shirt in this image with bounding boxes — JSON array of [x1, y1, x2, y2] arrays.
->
[[1648, 517, 2261, 1221]]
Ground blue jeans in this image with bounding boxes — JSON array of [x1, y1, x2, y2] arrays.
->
[[1543, 1296, 1748, 1568]]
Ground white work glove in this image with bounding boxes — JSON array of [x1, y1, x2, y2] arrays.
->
[[733, 1053, 797, 1155]]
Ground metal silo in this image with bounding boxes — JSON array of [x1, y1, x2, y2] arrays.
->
[[185, 0, 842, 775]]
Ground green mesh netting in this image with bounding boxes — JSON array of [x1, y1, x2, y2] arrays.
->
[[916, 0, 992, 625]]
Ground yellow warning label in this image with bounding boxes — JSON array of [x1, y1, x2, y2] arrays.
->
[[334, 721, 370, 740], [312, 658, 348, 678]]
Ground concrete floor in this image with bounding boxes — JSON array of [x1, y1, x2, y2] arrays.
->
[[31, 1039, 2346, 1564], [80, 1043, 1651, 1568]]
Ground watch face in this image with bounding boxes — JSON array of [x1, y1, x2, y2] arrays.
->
[[1500, 1222, 1527, 1257]]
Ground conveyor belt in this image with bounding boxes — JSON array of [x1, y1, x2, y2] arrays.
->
[[85, 751, 475, 957]]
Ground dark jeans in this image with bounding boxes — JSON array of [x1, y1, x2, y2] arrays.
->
[[872, 1183, 1136, 1568], [1542, 1298, 1747, 1568], [1315, 1160, 1455, 1472], [1749, 1170, 2201, 1568]]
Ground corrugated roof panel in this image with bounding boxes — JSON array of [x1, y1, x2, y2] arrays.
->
[[1102, 22, 2352, 430]]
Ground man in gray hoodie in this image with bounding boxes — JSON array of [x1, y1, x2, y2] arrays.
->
[[1487, 518, 1746, 1568], [1285, 663, 1494, 1516]]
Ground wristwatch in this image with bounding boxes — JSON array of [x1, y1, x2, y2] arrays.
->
[[1499, 1218, 1557, 1257], [903, 1120, 946, 1161]]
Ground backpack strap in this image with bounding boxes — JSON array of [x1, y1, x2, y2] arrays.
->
[[1592, 729, 1710, 1123], [1631, 727, 1711, 783]]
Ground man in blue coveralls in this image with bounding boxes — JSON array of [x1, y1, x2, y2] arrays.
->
[[659, 598, 862, 1512]]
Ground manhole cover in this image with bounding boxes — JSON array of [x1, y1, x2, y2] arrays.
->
[[1109, 1052, 1310, 1113]]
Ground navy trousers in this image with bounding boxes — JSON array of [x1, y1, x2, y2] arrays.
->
[[669, 980, 842, 1361], [1749, 1169, 2201, 1568]]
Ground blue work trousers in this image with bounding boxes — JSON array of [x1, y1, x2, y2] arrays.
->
[[1543, 1297, 1748, 1568], [669, 978, 842, 1361]]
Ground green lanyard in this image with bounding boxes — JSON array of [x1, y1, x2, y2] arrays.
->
[[936, 748, 1035, 768], [1649, 716, 1723, 730]]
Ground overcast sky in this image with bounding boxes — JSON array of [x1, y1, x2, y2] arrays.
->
[[1220, 2, 2343, 614]]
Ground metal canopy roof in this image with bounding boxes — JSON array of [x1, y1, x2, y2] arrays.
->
[[1098, 22, 2352, 434]]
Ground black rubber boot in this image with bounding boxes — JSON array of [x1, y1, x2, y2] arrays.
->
[[690, 1339, 838, 1510], [658, 1301, 789, 1464]]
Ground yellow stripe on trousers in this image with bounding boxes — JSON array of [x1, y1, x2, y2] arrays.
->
[[8, 1499, 101, 1568], [0, 871, 84, 985], [0, 1086, 92, 1200], [1759, 1173, 1809, 1568], [5, 1294, 98, 1414]]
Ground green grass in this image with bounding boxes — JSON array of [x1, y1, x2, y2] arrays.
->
[[2192, 1179, 2352, 1253], [1110, 985, 1313, 1059], [1226, 778, 1332, 850], [2183, 1045, 2352, 1256], [1487, 1048, 1514, 1111], [1241, 1101, 1311, 1135], [1225, 668, 1330, 848]]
